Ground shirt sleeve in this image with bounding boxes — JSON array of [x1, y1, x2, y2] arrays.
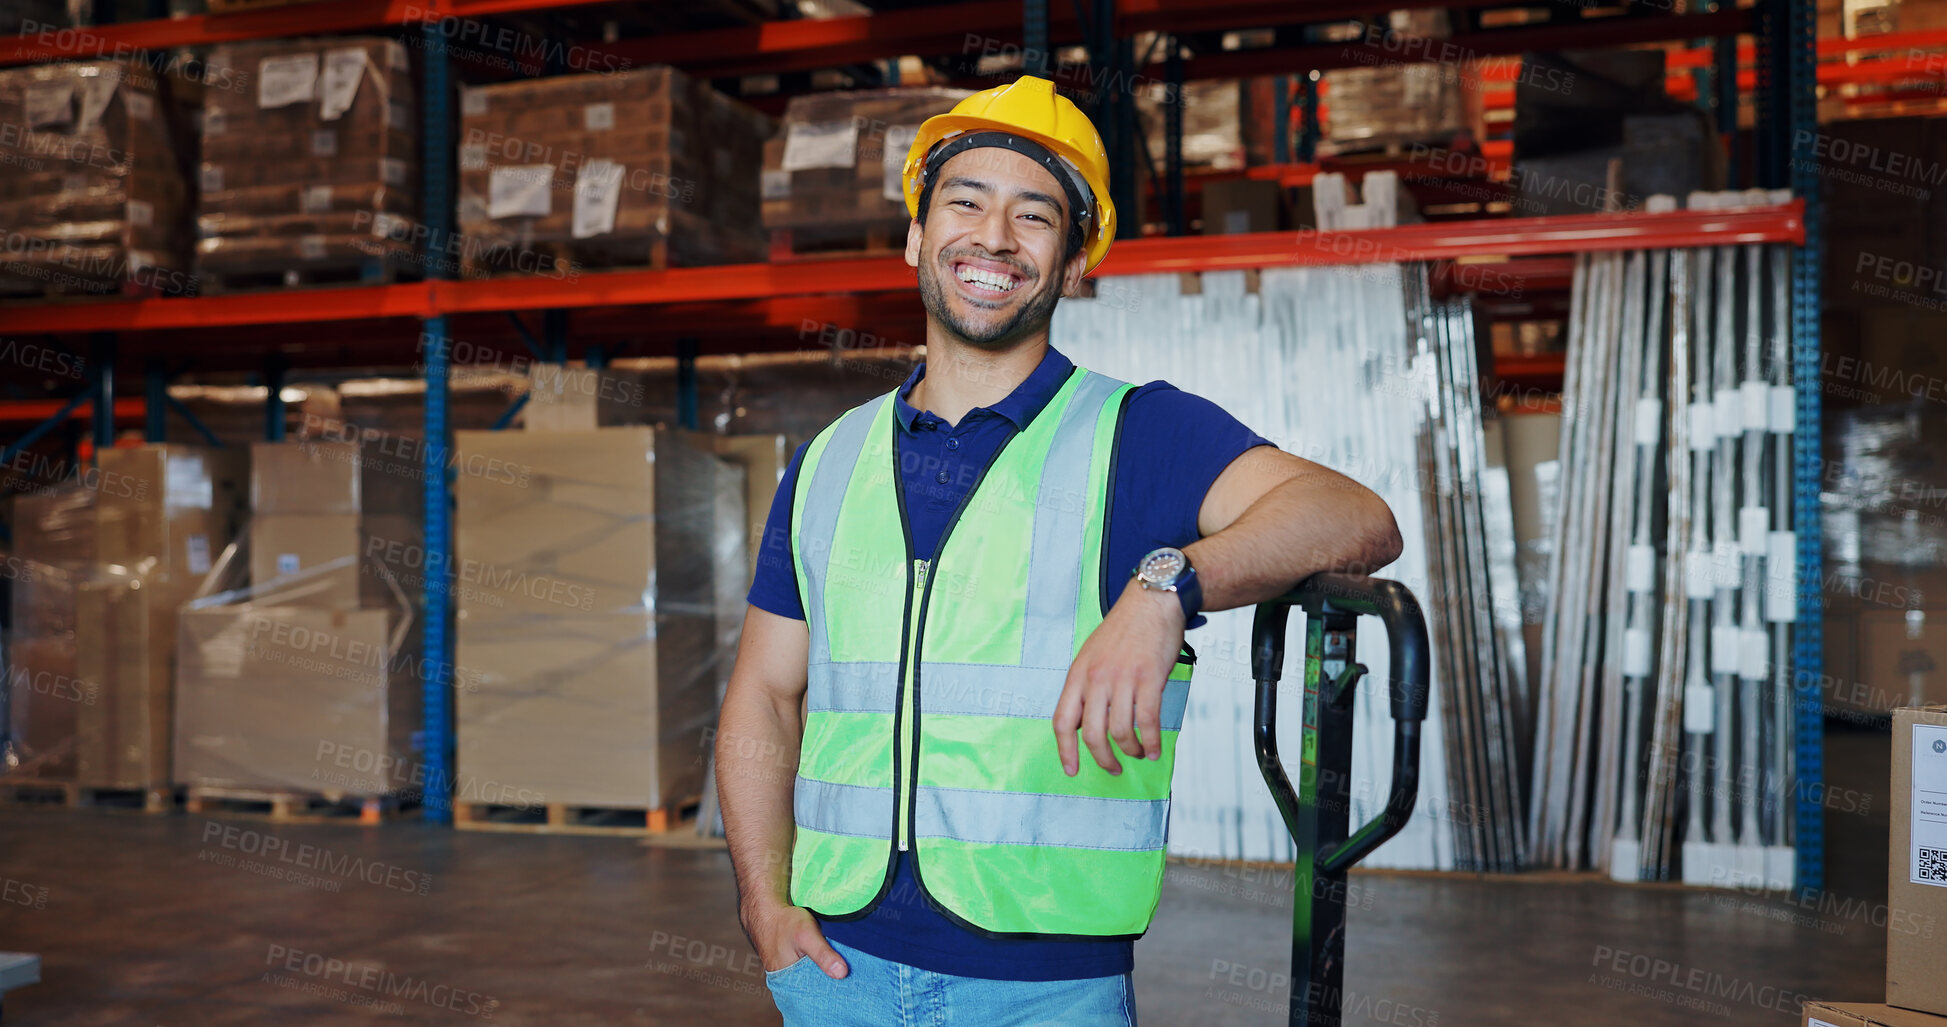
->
[[1116, 382, 1273, 552], [745, 440, 811, 621]]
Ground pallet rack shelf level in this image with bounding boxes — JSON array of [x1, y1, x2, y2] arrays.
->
[[0, 204, 1805, 335]]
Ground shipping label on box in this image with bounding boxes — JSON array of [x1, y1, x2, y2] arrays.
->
[[1891, 706, 1947, 1017], [1912, 722, 1947, 888]]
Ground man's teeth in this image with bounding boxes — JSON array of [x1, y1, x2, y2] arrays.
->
[[957, 265, 1016, 291]]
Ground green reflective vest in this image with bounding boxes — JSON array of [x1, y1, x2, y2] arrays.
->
[[788, 365, 1195, 939]]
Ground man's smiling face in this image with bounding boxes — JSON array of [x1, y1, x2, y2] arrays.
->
[[907, 146, 1088, 350]]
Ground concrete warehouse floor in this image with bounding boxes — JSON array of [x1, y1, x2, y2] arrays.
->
[[0, 724, 1890, 1026]]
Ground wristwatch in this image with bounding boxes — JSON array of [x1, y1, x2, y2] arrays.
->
[[1132, 546, 1205, 629]]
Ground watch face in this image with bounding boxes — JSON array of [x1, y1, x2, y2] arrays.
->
[[1140, 548, 1186, 586]]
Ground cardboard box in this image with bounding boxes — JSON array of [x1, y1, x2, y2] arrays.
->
[[458, 67, 770, 275], [1201, 179, 1285, 235], [74, 580, 171, 788], [762, 87, 969, 237], [0, 60, 192, 295], [1863, 611, 1947, 710], [249, 513, 361, 608], [198, 38, 419, 281], [1810, 1001, 1947, 1026], [1891, 706, 1947, 1016], [524, 365, 601, 432], [453, 427, 743, 810], [251, 440, 360, 514], [95, 445, 236, 597], [173, 605, 401, 794]]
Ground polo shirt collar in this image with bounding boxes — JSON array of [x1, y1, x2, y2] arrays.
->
[[894, 346, 1076, 433]]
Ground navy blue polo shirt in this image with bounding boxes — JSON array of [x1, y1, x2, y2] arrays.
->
[[746, 345, 1269, 982]]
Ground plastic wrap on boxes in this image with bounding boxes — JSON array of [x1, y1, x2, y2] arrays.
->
[[5, 486, 96, 778], [457, 67, 771, 276], [1824, 402, 1947, 570], [171, 512, 417, 796], [0, 61, 191, 296], [761, 87, 970, 247], [1321, 62, 1473, 154], [5, 447, 234, 786], [453, 428, 744, 812], [197, 38, 419, 283]]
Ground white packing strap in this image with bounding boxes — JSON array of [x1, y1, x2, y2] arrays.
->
[[1739, 627, 1770, 681], [1740, 381, 1769, 434], [1685, 549, 1716, 599], [1768, 384, 1795, 435], [1623, 626, 1653, 678], [1689, 401, 1715, 451], [1710, 624, 1742, 675], [1626, 543, 1657, 595], [1766, 531, 1798, 623], [1634, 397, 1662, 448], [1739, 506, 1770, 555], [1714, 387, 1743, 439], [1684, 683, 1716, 734]]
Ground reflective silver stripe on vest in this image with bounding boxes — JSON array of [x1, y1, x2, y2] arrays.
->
[[1018, 371, 1126, 670], [794, 776, 893, 839], [807, 661, 899, 714], [920, 664, 1190, 731], [914, 784, 1168, 852], [798, 395, 890, 665]]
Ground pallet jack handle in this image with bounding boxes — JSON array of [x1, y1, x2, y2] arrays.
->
[[1249, 573, 1430, 1027]]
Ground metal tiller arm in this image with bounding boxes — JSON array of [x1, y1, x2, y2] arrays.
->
[[1251, 573, 1431, 1027]]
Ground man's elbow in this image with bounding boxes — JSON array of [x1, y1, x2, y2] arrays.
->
[[1360, 494, 1403, 572]]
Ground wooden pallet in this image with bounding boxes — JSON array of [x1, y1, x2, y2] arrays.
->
[[197, 256, 404, 295], [453, 799, 696, 837], [184, 787, 406, 826], [768, 224, 908, 262], [0, 780, 177, 813]]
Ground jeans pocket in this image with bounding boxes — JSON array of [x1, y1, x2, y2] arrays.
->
[[764, 955, 817, 988]]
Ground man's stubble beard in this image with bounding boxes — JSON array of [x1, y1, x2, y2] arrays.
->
[[916, 245, 1064, 352]]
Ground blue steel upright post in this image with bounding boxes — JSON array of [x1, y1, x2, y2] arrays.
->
[[420, 19, 457, 824], [1784, 0, 1823, 896]]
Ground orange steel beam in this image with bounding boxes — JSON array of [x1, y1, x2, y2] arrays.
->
[[0, 396, 146, 424], [0, 282, 437, 333], [0, 0, 423, 65]]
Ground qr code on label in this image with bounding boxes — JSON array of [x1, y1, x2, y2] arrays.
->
[[1921, 847, 1947, 883]]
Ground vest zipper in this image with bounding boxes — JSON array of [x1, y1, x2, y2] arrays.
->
[[898, 557, 928, 853]]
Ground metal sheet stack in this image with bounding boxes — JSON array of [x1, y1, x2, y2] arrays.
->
[[1528, 190, 1799, 886], [1057, 263, 1523, 870], [1403, 273, 1529, 873]]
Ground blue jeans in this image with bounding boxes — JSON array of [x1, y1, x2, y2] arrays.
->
[[765, 939, 1138, 1027]]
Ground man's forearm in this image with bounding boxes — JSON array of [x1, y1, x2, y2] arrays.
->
[[1186, 470, 1402, 613], [715, 687, 802, 919]]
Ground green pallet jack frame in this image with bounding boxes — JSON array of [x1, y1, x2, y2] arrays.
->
[[1252, 574, 1430, 1027]]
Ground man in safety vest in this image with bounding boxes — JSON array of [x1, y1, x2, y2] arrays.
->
[[717, 75, 1403, 1025]]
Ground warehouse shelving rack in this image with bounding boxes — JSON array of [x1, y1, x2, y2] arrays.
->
[[0, 0, 1828, 891]]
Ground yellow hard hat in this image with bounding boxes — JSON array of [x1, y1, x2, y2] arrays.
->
[[901, 76, 1116, 274]]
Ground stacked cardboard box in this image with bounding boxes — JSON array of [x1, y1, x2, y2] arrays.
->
[[761, 87, 969, 254], [1890, 706, 1947, 1017], [248, 441, 360, 608], [457, 67, 770, 278], [453, 427, 743, 813], [1321, 62, 1474, 156], [4, 446, 239, 787], [174, 441, 418, 797], [197, 38, 418, 287], [0, 61, 190, 296], [5, 487, 98, 779]]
